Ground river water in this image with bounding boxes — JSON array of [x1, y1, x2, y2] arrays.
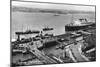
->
[[11, 12, 95, 40]]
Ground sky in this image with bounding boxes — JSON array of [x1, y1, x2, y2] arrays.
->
[[12, 1, 95, 12]]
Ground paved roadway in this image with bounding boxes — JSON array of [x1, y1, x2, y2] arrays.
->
[[69, 41, 90, 62], [28, 44, 59, 64]]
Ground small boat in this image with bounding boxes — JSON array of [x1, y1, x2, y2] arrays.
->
[[43, 27, 53, 31]]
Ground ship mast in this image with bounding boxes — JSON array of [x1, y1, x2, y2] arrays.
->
[[71, 14, 74, 25]]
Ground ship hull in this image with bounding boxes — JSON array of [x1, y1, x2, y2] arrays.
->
[[65, 23, 95, 31]]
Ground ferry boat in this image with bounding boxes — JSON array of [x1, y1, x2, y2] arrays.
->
[[65, 19, 95, 32]]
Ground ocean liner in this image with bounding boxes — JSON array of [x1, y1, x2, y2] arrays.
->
[[65, 18, 95, 32]]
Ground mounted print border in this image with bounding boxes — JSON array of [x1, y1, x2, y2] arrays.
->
[[10, 0, 96, 67]]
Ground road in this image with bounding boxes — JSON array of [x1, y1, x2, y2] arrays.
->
[[69, 41, 90, 62], [28, 44, 59, 64]]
